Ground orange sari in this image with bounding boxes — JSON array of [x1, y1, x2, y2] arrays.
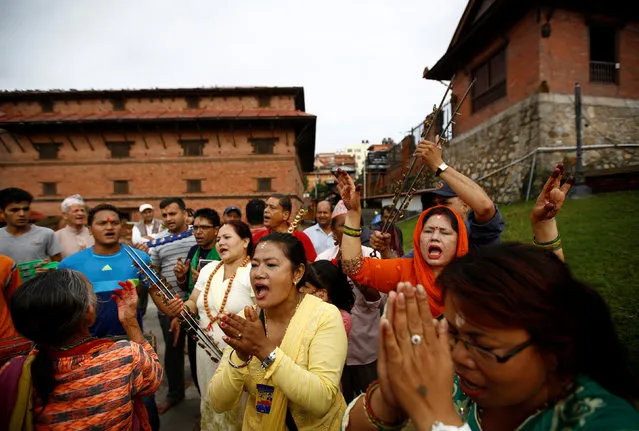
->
[[350, 206, 468, 316]]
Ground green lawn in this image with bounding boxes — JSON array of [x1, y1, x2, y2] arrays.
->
[[397, 191, 639, 370]]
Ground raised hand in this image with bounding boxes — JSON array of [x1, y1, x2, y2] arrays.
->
[[414, 137, 444, 171], [114, 280, 139, 324], [377, 288, 400, 410], [190, 265, 200, 283], [334, 168, 362, 212], [165, 297, 185, 318], [135, 242, 150, 254], [220, 306, 275, 362], [531, 163, 574, 224], [174, 257, 190, 280], [169, 317, 181, 347], [380, 282, 462, 429], [370, 231, 392, 256]]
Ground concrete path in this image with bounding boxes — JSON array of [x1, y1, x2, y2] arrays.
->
[[143, 302, 201, 430]]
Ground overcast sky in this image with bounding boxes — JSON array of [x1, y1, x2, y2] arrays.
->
[[0, 0, 467, 153]]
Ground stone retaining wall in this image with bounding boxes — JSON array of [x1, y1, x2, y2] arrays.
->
[[439, 93, 639, 202]]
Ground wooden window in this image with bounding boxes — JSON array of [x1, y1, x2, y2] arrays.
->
[[39, 100, 54, 113], [257, 178, 272, 192], [34, 143, 61, 160], [111, 98, 126, 111], [179, 139, 206, 156], [113, 180, 129, 195], [258, 95, 271, 107], [186, 96, 201, 109], [42, 182, 57, 196], [250, 138, 277, 154], [472, 47, 507, 112], [186, 179, 202, 193], [107, 141, 132, 158], [589, 25, 618, 84]]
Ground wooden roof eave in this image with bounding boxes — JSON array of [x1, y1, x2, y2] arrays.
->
[[425, 0, 529, 80]]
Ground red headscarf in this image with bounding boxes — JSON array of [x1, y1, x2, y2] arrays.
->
[[350, 205, 469, 316], [411, 205, 469, 310]]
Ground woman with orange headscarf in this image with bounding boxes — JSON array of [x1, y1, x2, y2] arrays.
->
[[335, 169, 468, 317]]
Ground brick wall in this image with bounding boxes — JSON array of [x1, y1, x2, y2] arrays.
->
[[0, 93, 309, 220], [0, 94, 296, 116], [452, 9, 639, 136], [539, 10, 639, 98]]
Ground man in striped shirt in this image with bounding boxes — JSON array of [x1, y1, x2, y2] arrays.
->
[[147, 197, 196, 414]]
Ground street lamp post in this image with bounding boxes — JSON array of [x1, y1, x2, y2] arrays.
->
[[570, 83, 592, 198], [362, 139, 369, 208]]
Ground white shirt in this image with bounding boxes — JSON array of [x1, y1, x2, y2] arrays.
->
[[303, 223, 334, 256], [316, 245, 386, 365], [131, 223, 166, 245]]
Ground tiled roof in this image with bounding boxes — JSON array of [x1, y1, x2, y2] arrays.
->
[[0, 109, 315, 125], [367, 144, 394, 152]]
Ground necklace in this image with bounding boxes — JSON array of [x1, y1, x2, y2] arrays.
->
[[56, 336, 96, 351], [203, 256, 251, 331], [264, 293, 303, 338]]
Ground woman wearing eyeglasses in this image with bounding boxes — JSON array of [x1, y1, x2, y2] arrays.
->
[[342, 244, 639, 431], [166, 220, 255, 431]]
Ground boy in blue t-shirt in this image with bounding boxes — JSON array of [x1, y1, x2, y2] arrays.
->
[[58, 203, 160, 431], [58, 203, 152, 337], [58, 244, 150, 337]]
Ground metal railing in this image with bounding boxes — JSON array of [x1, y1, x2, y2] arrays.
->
[[590, 61, 618, 84]]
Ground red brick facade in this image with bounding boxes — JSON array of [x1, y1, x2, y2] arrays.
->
[[428, 4, 639, 136], [0, 88, 316, 220]]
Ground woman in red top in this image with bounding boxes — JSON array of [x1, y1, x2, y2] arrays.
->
[[335, 169, 469, 317]]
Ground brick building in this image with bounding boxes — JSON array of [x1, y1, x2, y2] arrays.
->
[[425, 0, 639, 201], [0, 87, 316, 220], [306, 152, 356, 192]]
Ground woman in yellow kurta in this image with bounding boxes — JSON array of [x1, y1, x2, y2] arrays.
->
[[209, 232, 347, 430]]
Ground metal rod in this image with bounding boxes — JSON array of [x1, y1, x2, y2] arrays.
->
[[437, 79, 475, 142], [378, 80, 454, 235], [570, 82, 592, 197], [384, 79, 475, 230], [123, 246, 223, 361], [525, 151, 537, 201], [575, 83, 584, 185]]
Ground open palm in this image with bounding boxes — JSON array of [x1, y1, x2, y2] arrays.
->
[[334, 168, 362, 212], [114, 280, 139, 323], [531, 163, 574, 224]]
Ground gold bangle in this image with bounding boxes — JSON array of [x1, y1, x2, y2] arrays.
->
[[228, 350, 252, 369], [343, 229, 362, 238], [533, 234, 562, 250], [342, 254, 364, 277]]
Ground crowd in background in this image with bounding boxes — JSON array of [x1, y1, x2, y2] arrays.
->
[[0, 138, 638, 430]]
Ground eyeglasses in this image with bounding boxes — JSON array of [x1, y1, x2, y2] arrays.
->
[[192, 225, 215, 232], [448, 332, 534, 364]]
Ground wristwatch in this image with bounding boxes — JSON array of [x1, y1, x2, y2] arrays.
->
[[261, 348, 277, 370], [435, 162, 449, 177], [431, 421, 471, 431]]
